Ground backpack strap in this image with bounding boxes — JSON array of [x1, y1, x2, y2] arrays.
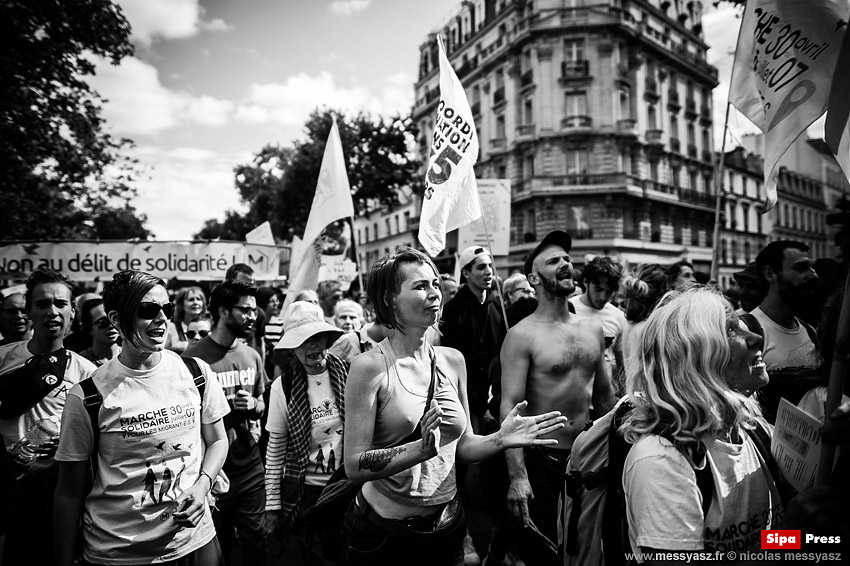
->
[[180, 356, 206, 399], [80, 377, 103, 474], [745, 423, 796, 504]]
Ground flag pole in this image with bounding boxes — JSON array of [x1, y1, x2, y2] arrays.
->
[[816, 273, 850, 484], [346, 217, 366, 298], [479, 208, 510, 333], [710, 101, 732, 283]]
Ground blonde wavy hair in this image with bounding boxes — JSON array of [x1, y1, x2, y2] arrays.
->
[[620, 288, 763, 459]]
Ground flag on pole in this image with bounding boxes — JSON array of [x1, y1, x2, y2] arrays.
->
[[729, 0, 848, 210], [418, 34, 481, 257], [286, 116, 354, 308], [825, 23, 850, 185]]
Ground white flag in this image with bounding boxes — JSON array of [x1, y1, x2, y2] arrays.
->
[[825, 23, 850, 185], [418, 35, 482, 257], [286, 117, 354, 308], [729, 0, 847, 210]]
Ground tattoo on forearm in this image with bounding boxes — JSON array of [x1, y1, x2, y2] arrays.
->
[[358, 446, 406, 472]]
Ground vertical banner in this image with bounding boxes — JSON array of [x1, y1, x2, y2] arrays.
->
[[418, 34, 482, 257], [729, 0, 848, 210], [286, 117, 355, 306], [456, 179, 511, 255]]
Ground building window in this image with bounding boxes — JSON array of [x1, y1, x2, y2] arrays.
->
[[742, 203, 750, 231], [495, 67, 505, 90], [496, 113, 506, 138], [523, 97, 533, 124], [395, 215, 400, 233], [404, 211, 410, 230], [564, 38, 585, 61], [670, 114, 679, 139], [385, 218, 392, 235], [687, 122, 696, 145], [569, 205, 590, 235], [690, 170, 699, 191], [566, 91, 587, 116], [497, 161, 507, 178], [566, 147, 589, 174], [365, 226, 370, 241], [649, 159, 659, 181], [648, 104, 657, 129], [522, 48, 532, 73], [373, 222, 378, 238], [619, 88, 630, 119], [523, 153, 535, 179]]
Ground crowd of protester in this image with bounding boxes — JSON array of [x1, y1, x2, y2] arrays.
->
[[0, 235, 848, 566]]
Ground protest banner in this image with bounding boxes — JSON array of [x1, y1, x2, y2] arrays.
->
[[772, 398, 823, 492], [418, 34, 482, 257], [245, 221, 276, 246], [457, 179, 511, 256], [0, 241, 280, 281], [729, 0, 848, 210]]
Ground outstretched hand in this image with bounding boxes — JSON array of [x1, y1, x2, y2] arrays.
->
[[499, 401, 567, 449]]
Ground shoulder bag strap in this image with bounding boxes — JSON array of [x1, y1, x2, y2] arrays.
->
[[180, 356, 206, 398], [80, 377, 103, 475]]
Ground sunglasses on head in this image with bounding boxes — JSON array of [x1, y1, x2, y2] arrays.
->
[[186, 330, 209, 339], [137, 302, 175, 320], [93, 317, 112, 329]]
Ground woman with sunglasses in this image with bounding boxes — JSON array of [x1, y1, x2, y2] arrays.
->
[[341, 249, 567, 566], [167, 286, 209, 354], [54, 271, 231, 566], [78, 298, 121, 367], [186, 314, 213, 347]]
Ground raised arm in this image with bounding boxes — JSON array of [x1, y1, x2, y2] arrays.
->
[[343, 352, 440, 482], [590, 322, 616, 418]]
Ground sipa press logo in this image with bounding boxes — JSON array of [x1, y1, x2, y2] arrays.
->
[[762, 530, 801, 549]]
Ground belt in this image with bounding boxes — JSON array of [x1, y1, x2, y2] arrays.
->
[[355, 492, 459, 536]]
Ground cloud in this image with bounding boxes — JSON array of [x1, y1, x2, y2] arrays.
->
[[235, 71, 414, 139], [132, 146, 252, 239], [200, 18, 232, 32], [328, 0, 371, 16], [89, 57, 234, 135], [118, 0, 231, 45]]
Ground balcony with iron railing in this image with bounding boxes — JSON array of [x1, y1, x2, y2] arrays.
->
[[670, 137, 681, 152], [646, 129, 664, 145], [561, 115, 593, 132], [516, 124, 536, 139], [687, 143, 698, 158], [685, 98, 697, 118], [702, 149, 713, 163], [700, 104, 713, 125], [617, 118, 639, 137], [490, 137, 507, 150], [560, 60, 589, 81]]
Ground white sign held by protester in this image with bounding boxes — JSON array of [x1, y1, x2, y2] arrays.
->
[[772, 398, 823, 492], [729, 0, 848, 210], [457, 179, 511, 255], [418, 34, 482, 257]]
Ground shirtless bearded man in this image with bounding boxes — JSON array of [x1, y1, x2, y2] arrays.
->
[[500, 231, 615, 557]]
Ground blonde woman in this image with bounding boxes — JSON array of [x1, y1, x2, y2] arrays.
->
[[621, 288, 782, 561]]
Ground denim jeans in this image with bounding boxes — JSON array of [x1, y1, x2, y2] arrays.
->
[[339, 495, 466, 566]]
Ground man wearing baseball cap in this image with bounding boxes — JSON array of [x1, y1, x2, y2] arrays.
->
[[439, 245, 506, 565], [264, 301, 346, 564], [500, 231, 615, 564]]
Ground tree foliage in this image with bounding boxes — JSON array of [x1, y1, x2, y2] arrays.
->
[[195, 109, 422, 241], [0, 0, 151, 240]]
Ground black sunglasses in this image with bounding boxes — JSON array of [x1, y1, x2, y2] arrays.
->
[[137, 302, 175, 320], [93, 317, 112, 329], [186, 330, 209, 339]]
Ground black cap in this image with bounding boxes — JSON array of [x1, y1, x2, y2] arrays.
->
[[523, 230, 572, 276]]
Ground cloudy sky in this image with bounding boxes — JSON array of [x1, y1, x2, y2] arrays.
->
[[92, 0, 754, 240]]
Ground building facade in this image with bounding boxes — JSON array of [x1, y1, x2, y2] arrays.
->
[[717, 147, 771, 290], [352, 188, 419, 274], [412, 0, 719, 273]]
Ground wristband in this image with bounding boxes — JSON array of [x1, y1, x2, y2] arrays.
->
[[198, 470, 214, 493]]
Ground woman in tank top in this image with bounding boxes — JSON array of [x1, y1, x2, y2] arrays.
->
[[341, 248, 567, 566]]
